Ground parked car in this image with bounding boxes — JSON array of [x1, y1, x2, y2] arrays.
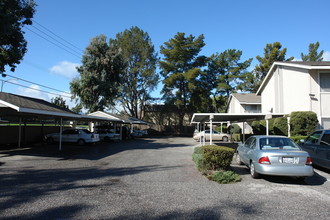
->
[[45, 129, 100, 145], [193, 130, 231, 142], [95, 130, 120, 142], [236, 135, 314, 180], [131, 129, 148, 138], [299, 130, 330, 169]]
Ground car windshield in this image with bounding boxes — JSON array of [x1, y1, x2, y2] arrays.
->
[[259, 137, 299, 150]]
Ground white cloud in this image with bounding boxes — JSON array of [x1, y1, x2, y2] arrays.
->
[[49, 61, 80, 79], [17, 85, 51, 101], [16, 85, 77, 110], [322, 51, 330, 61]]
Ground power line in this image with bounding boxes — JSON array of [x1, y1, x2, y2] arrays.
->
[[29, 25, 83, 57], [2, 73, 72, 95], [26, 27, 82, 59], [32, 19, 84, 54], [0, 79, 72, 98]]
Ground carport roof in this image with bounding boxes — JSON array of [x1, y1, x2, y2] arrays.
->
[[191, 113, 285, 124], [0, 92, 110, 121], [89, 111, 151, 124]]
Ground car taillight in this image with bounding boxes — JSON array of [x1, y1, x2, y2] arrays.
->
[[306, 157, 312, 165], [259, 156, 271, 164]]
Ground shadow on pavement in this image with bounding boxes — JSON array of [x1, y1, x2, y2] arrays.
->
[[0, 137, 196, 161]]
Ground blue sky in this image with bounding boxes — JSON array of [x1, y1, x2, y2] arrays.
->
[[3, 0, 330, 108]]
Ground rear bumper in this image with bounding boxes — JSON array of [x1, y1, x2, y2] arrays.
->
[[86, 138, 100, 143], [255, 164, 314, 177]]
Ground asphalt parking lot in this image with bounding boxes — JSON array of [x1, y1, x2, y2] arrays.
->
[[0, 137, 329, 219]]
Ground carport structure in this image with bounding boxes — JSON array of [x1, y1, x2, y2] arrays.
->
[[89, 111, 151, 134], [191, 113, 285, 145], [0, 92, 113, 150]]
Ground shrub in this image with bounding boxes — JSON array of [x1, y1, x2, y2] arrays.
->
[[229, 124, 241, 134], [232, 134, 240, 142], [290, 111, 318, 136], [192, 147, 204, 170], [209, 171, 241, 184], [251, 120, 266, 135], [202, 145, 235, 170], [273, 117, 288, 136], [290, 136, 308, 144], [216, 125, 228, 133]]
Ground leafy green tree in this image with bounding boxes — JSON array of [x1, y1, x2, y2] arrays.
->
[[301, 41, 324, 62], [51, 96, 69, 109], [207, 49, 252, 111], [70, 35, 125, 113], [252, 42, 294, 92], [111, 27, 158, 120], [71, 103, 83, 114], [0, 0, 36, 73], [159, 32, 207, 126]]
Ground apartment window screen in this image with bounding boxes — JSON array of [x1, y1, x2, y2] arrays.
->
[[320, 73, 330, 92]]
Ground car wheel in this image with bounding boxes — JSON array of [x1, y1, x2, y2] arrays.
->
[[235, 153, 243, 165], [77, 139, 85, 146], [222, 136, 228, 142], [250, 162, 260, 179], [46, 137, 54, 144]]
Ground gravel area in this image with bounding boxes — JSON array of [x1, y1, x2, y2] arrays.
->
[[0, 137, 329, 219]]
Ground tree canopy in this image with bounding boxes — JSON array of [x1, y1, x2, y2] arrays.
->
[[252, 42, 294, 92], [0, 0, 36, 73], [207, 49, 252, 111], [301, 41, 324, 62], [70, 35, 125, 113], [51, 96, 69, 109], [159, 32, 207, 125], [111, 26, 158, 120]]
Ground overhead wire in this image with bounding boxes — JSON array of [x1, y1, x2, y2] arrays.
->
[[0, 79, 72, 98], [3, 73, 72, 95], [26, 27, 82, 59], [11, 19, 83, 99], [32, 19, 84, 54]]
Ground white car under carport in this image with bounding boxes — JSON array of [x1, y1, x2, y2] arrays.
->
[[46, 129, 100, 145]]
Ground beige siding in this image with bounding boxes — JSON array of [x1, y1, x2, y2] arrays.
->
[[281, 66, 310, 113], [227, 97, 244, 113], [261, 70, 276, 113]]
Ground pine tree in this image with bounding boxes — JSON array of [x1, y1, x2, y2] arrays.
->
[[301, 41, 324, 62]]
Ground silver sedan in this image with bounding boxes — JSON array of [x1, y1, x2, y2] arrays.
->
[[236, 135, 314, 180]]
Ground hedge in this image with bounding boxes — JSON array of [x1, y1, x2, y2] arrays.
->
[[290, 111, 318, 136], [273, 117, 288, 136], [192, 147, 203, 170], [229, 124, 241, 134], [201, 145, 235, 170], [290, 136, 308, 144]]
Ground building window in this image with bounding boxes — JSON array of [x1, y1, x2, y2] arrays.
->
[[320, 73, 330, 92], [243, 104, 261, 113]]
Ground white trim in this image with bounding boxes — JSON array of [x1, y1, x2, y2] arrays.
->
[[0, 100, 20, 111], [257, 62, 330, 95]]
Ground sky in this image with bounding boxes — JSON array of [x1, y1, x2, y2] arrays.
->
[[2, 0, 330, 109]]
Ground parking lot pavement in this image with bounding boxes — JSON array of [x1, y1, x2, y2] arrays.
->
[[0, 137, 330, 219]]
